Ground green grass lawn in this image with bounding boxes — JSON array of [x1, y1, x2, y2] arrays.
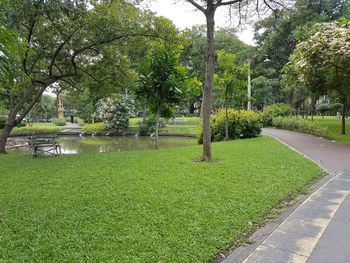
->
[[30, 122, 57, 127], [128, 117, 200, 135], [0, 137, 322, 262], [159, 124, 199, 134], [309, 116, 350, 143]]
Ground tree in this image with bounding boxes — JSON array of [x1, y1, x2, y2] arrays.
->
[[0, 0, 167, 153], [136, 45, 186, 149], [95, 95, 135, 132], [251, 76, 281, 109], [30, 95, 55, 121], [293, 21, 350, 134], [214, 50, 247, 139], [181, 26, 253, 116], [184, 0, 288, 161], [254, 0, 350, 76]]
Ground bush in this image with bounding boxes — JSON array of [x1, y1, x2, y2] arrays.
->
[[272, 116, 329, 138], [329, 103, 343, 112], [197, 109, 263, 144], [74, 117, 85, 126], [82, 122, 107, 134], [12, 126, 62, 134], [316, 104, 330, 116], [95, 95, 135, 131], [262, 103, 295, 126], [138, 122, 151, 136], [52, 118, 66, 126]]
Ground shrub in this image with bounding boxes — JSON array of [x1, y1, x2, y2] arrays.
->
[[262, 103, 295, 126], [197, 109, 263, 144], [95, 95, 135, 131], [272, 116, 329, 138], [12, 126, 62, 134], [74, 117, 85, 126], [52, 118, 66, 126], [316, 104, 330, 116], [329, 103, 343, 112], [138, 122, 151, 136], [82, 122, 107, 134]]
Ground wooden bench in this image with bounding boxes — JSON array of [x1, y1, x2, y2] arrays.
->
[[28, 134, 61, 157]]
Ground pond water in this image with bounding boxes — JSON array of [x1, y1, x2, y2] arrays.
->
[[8, 136, 197, 155]]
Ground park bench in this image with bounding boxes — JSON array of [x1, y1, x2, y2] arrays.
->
[[28, 134, 61, 157]]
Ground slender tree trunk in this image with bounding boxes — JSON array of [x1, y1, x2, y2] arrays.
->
[[142, 100, 147, 124], [225, 90, 229, 140], [155, 106, 160, 150], [199, 84, 204, 120], [201, 7, 215, 161], [341, 99, 347, 135], [311, 97, 317, 122]]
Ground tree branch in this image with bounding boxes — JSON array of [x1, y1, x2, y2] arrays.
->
[[17, 85, 47, 123], [186, 0, 206, 13], [49, 36, 72, 78], [22, 19, 36, 74], [216, 0, 243, 7]]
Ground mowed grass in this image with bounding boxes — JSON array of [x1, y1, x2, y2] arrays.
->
[[0, 137, 322, 262], [128, 117, 200, 135], [310, 116, 350, 143], [30, 122, 57, 127]]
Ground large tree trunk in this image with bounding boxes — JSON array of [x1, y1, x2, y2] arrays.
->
[[0, 116, 16, 154], [201, 7, 215, 161], [0, 84, 48, 154], [155, 106, 160, 150], [188, 102, 195, 115]]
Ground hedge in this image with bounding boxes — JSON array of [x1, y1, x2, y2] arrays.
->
[[197, 109, 263, 143], [272, 116, 330, 138]]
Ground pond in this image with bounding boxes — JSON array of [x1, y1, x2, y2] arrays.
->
[[8, 135, 197, 155]]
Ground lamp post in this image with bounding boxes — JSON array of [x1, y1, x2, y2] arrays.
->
[[247, 58, 252, 111]]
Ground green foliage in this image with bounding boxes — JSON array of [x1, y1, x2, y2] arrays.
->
[[213, 50, 248, 109], [273, 116, 330, 138], [316, 104, 331, 113], [11, 126, 62, 134], [254, 0, 350, 78], [293, 22, 350, 98], [82, 123, 107, 134], [329, 103, 343, 111], [252, 76, 281, 109], [197, 109, 262, 143], [138, 121, 155, 136], [52, 118, 66, 126], [74, 117, 85, 126], [0, 137, 321, 262], [0, 23, 29, 86], [263, 103, 296, 126], [95, 95, 135, 131], [30, 95, 55, 121], [136, 45, 186, 115]]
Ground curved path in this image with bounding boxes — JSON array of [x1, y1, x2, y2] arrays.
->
[[223, 128, 350, 263]]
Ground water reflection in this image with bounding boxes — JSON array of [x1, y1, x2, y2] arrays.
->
[[9, 136, 196, 155]]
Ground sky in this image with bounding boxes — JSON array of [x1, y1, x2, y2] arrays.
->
[[142, 0, 256, 45]]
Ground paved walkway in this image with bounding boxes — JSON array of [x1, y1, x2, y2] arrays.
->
[[60, 123, 82, 132], [223, 128, 350, 263]]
